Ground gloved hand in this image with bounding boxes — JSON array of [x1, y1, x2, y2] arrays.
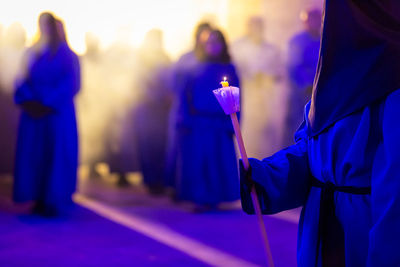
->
[[239, 159, 270, 214], [239, 159, 256, 214], [239, 159, 254, 191]]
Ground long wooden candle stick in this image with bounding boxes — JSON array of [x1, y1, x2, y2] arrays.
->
[[230, 113, 275, 267], [213, 79, 275, 266]]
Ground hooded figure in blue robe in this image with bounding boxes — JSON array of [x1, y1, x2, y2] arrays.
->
[[175, 30, 240, 210], [13, 13, 80, 216], [240, 1, 400, 266]]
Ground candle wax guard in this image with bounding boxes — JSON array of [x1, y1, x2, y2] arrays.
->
[[213, 86, 240, 115]]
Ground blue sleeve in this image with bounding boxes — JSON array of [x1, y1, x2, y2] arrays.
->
[[14, 78, 34, 104], [39, 52, 81, 110], [367, 90, 400, 266], [241, 122, 311, 214]]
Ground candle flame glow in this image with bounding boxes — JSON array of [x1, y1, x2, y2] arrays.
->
[[220, 76, 229, 87]]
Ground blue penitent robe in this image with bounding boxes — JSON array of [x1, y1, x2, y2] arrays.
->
[[13, 43, 80, 213], [241, 0, 400, 266], [241, 94, 400, 266], [175, 62, 240, 205]]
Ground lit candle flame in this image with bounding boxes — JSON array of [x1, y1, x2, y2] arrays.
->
[[220, 76, 229, 87]]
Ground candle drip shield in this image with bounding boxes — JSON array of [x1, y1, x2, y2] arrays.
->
[[213, 86, 240, 115]]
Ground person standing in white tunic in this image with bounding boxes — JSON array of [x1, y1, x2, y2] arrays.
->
[[231, 17, 283, 158]]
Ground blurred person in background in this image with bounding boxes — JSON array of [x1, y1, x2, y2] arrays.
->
[[173, 22, 212, 78], [175, 29, 240, 212], [0, 23, 26, 175], [285, 8, 321, 145], [131, 29, 171, 194], [102, 28, 139, 186], [165, 22, 212, 191], [231, 16, 283, 159], [77, 33, 108, 179], [13, 12, 80, 216]]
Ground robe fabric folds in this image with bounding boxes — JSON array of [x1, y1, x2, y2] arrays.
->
[[13, 43, 80, 213], [241, 92, 400, 266]]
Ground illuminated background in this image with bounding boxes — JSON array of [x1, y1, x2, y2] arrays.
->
[[0, 0, 323, 176], [1, 0, 228, 58], [0, 0, 321, 57], [0, 0, 324, 265]]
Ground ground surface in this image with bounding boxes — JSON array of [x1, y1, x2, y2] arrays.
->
[[0, 176, 300, 266]]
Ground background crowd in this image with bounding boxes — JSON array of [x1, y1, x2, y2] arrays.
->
[[0, 7, 321, 215]]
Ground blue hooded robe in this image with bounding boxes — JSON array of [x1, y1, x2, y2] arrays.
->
[[13, 43, 80, 214], [241, 0, 400, 266]]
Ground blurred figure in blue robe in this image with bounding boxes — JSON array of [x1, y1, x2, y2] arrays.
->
[[175, 30, 240, 212], [165, 22, 212, 190], [240, 1, 400, 266], [172, 22, 212, 81], [13, 13, 80, 216], [285, 8, 321, 145]]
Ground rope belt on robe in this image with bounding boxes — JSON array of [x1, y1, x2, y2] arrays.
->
[[311, 177, 371, 267]]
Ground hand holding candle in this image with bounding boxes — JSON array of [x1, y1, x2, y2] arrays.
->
[[213, 77, 274, 267]]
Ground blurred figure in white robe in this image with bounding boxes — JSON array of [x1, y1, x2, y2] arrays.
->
[[231, 16, 284, 158], [76, 33, 109, 178], [0, 23, 26, 174]]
